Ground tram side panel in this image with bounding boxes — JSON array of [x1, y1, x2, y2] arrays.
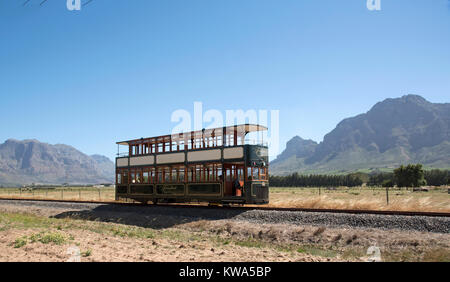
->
[[115, 145, 269, 204]]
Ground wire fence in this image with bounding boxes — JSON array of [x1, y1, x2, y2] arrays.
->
[[0, 187, 115, 202]]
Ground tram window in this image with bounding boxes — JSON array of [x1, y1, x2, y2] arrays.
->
[[179, 140, 185, 150], [164, 167, 170, 182], [150, 168, 155, 183], [187, 139, 192, 150], [261, 168, 267, 180], [195, 166, 201, 182], [179, 168, 185, 182], [122, 171, 129, 184], [247, 167, 252, 180], [207, 137, 212, 148], [253, 167, 259, 179], [117, 173, 122, 184], [208, 167, 214, 181], [157, 169, 163, 183], [195, 139, 200, 149], [188, 167, 193, 182], [143, 171, 149, 183], [135, 170, 141, 183], [217, 167, 222, 181], [237, 168, 244, 181], [130, 171, 136, 183], [172, 168, 177, 182]]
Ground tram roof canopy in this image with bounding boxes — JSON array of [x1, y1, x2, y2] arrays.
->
[[116, 124, 268, 146]]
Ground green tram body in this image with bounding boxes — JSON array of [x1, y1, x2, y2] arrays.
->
[[115, 125, 269, 205]]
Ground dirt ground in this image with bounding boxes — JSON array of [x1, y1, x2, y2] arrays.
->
[[0, 203, 449, 262]]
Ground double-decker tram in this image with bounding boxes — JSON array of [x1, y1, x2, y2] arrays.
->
[[115, 124, 269, 205]]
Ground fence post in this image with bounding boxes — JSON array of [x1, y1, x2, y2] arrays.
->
[[79, 189, 81, 200], [98, 189, 101, 201], [61, 189, 63, 200], [319, 187, 321, 196], [385, 187, 389, 205]]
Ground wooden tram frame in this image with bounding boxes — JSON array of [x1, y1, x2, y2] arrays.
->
[[115, 124, 269, 205]]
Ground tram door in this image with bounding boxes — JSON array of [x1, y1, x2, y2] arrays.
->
[[223, 164, 244, 196]]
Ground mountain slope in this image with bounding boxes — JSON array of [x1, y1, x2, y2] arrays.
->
[[271, 95, 450, 175], [0, 139, 114, 185]]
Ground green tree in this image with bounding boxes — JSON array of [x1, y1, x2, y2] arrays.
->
[[394, 164, 427, 187]]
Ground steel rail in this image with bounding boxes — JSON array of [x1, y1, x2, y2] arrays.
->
[[0, 197, 448, 217]]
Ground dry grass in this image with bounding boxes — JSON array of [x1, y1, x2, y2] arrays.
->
[[267, 187, 450, 213], [0, 186, 449, 213], [0, 187, 115, 202]]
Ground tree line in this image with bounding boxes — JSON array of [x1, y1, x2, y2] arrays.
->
[[269, 173, 363, 187], [270, 164, 450, 188], [368, 165, 449, 187]]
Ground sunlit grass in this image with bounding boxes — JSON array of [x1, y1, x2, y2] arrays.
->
[[268, 186, 450, 212], [0, 186, 448, 212]]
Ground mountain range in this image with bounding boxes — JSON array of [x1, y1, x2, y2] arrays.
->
[[0, 139, 114, 186], [1, 94, 448, 184], [271, 95, 450, 175]]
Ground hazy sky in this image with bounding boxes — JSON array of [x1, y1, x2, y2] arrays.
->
[[1, 0, 449, 161]]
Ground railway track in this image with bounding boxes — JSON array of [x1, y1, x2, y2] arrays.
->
[[0, 197, 448, 218]]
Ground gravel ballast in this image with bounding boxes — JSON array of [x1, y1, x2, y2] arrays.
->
[[0, 199, 448, 233]]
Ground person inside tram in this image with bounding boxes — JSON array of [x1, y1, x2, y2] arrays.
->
[[233, 177, 242, 196]]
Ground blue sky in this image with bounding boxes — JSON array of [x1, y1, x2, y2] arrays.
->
[[1, 0, 449, 161]]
